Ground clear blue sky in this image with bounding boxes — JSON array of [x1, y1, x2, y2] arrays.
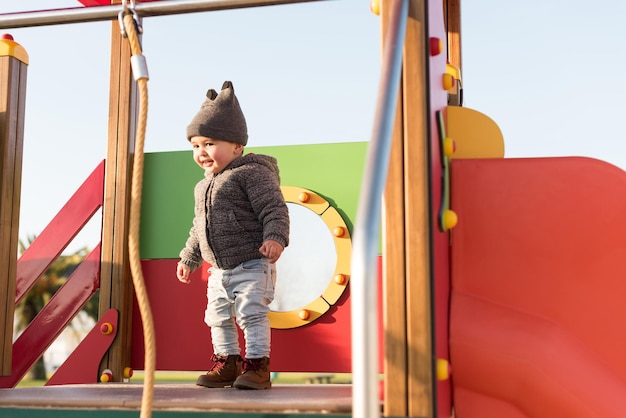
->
[[1, 0, 625, 254]]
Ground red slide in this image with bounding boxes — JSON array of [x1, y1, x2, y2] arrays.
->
[[450, 157, 626, 418]]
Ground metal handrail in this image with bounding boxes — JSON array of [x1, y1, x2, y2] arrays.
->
[[0, 0, 324, 30], [350, 0, 408, 417]]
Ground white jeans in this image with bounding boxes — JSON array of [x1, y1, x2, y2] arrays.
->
[[204, 258, 276, 359]]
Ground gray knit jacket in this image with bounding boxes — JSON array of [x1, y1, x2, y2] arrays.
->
[[178, 153, 290, 271]]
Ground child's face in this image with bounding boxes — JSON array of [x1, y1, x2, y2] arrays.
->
[[190, 136, 243, 175]]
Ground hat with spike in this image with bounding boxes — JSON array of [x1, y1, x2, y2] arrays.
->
[[186, 80, 248, 145]]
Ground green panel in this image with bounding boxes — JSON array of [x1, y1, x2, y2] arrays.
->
[[140, 142, 368, 259], [139, 151, 199, 260]]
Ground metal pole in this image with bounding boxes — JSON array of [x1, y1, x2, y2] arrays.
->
[[0, 0, 325, 30], [351, 0, 408, 417]]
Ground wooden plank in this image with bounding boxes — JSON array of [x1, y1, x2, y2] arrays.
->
[[382, 105, 408, 416], [404, 1, 434, 417], [0, 56, 13, 377], [380, 0, 408, 415], [0, 384, 356, 414], [0, 55, 25, 376], [8, 59, 26, 378], [98, 18, 137, 382], [445, 0, 462, 72]]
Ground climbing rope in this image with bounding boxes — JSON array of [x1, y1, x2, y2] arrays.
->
[[120, 2, 155, 417]]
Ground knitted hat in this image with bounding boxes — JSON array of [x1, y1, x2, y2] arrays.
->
[[186, 80, 248, 145]]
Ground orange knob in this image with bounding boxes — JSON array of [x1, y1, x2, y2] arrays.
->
[[100, 322, 113, 335], [123, 367, 134, 379], [429, 37, 443, 56], [298, 192, 310, 203], [436, 358, 451, 381], [443, 137, 456, 157], [100, 369, 113, 383], [442, 210, 458, 230], [298, 310, 311, 320], [334, 274, 347, 285], [333, 227, 345, 237], [443, 73, 456, 90]]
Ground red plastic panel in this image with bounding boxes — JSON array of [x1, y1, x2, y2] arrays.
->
[[46, 309, 117, 386], [450, 157, 626, 417]]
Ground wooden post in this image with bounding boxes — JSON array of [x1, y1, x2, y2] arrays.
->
[[444, 0, 462, 72], [382, 0, 434, 416], [0, 35, 27, 377], [380, 0, 408, 414], [98, 17, 137, 381]]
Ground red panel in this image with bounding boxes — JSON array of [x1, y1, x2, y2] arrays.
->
[[15, 160, 104, 304], [0, 245, 101, 388], [450, 157, 626, 417], [132, 258, 384, 373], [46, 309, 118, 386]]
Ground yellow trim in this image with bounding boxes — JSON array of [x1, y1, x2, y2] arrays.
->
[[280, 185, 329, 214], [269, 186, 352, 329], [268, 297, 330, 330], [0, 39, 29, 65], [320, 206, 351, 305]]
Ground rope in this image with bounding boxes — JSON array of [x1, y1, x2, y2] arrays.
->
[[122, 11, 155, 418]]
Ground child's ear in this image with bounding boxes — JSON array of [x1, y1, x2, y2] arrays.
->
[[235, 144, 244, 154]]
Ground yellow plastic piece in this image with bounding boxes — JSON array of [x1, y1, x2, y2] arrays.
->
[[321, 205, 351, 305], [442, 73, 455, 91], [268, 297, 330, 330], [436, 358, 451, 381], [334, 274, 347, 285], [370, 0, 380, 15], [271, 186, 352, 329], [0, 38, 29, 64], [446, 106, 505, 159], [280, 185, 329, 215], [298, 192, 310, 203], [100, 369, 113, 383], [446, 63, 460, 82], [441, 209, 458, 231], [443, 137, 455, 157], [333, 226, 345, 237]]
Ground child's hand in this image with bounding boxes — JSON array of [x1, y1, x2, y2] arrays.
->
[[259, 239, 284, 264], [176, 262, 191, 284]]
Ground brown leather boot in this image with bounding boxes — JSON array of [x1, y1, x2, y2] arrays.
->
[[233, 357, 271, 390], [196, 354, 243, 388]]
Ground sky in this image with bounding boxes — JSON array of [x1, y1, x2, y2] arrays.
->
[[0, 0, 625, 254]]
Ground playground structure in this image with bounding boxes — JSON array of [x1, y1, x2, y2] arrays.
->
[[1, 1, 626, 418]]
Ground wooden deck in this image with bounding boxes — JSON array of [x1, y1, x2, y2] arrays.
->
[[0, 383, 356, 415]]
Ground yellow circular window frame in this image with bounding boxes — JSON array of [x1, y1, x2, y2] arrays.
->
[[268, 186, 352, 330]]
